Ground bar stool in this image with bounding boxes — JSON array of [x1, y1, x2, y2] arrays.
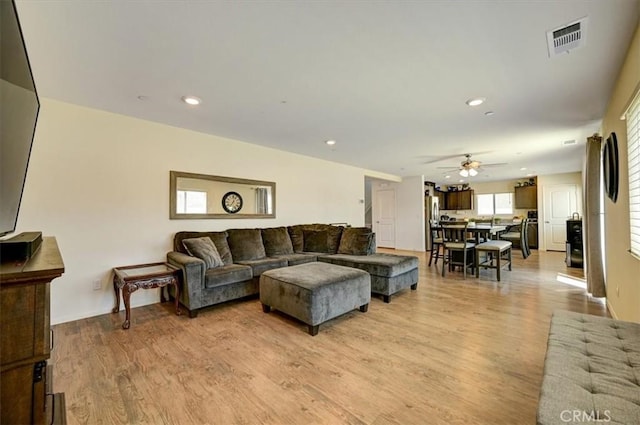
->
[[475, 240, 512, 281]]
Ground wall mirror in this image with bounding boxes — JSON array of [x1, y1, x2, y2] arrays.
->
[[170, 171, 276, 219]]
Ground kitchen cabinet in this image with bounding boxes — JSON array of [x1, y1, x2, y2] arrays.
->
[[446, 190, 474, 210], [515, 185, 537, 209]]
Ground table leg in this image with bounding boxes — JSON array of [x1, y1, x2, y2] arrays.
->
[[172, 277, 181, 316], [122, 284, 134, 330], [111, 276, 120, 313], [160, 285, 167, 303]]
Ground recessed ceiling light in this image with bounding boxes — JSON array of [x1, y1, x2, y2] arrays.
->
[[484, 111, 494, 116], [466, 98, 485, 107], [527, 173, 534, 177], [325, 140, 336, 146], [459, 179, 465, 183], [520, 167, 527, 171], [181, 95, 202, 106], [445, 175, 451, 179]]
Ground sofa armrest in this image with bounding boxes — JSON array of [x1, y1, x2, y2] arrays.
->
[[167, 251, 205, 311]]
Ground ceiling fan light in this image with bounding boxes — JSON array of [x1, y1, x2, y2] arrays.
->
[[459, 169, 469, 177], [469, 168, 478, 177]]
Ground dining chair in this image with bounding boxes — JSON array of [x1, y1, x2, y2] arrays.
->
[[441, 223, 476, 278], [428, 223, 445, 267], [500, 218, 531, 259]]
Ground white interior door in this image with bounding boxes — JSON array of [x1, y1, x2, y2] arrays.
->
[[375, 188, 396, 248], [543, 184, 577, 251]]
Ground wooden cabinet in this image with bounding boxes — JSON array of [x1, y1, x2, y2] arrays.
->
[[446, 190, 474, 210], [1, 237, 66, 425], [515, 185, 537, 209]]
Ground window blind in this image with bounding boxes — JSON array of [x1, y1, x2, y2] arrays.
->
[[628, 93, 640, 256]]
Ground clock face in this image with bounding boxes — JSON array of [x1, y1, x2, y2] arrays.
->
[[222, 191, 243, 214]]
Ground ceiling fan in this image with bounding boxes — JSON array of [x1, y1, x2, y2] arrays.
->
[[437, 154, 507, 177]]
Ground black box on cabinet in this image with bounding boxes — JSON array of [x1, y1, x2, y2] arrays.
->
[[0, 231, 42, 263]]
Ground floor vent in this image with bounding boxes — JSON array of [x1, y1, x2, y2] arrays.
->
[[547, 17, 588, 57]]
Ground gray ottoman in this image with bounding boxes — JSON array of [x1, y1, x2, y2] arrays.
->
[[259, 262, 371, 335]]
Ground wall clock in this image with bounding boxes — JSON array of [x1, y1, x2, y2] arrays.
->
[[221, 191, 243, 214]]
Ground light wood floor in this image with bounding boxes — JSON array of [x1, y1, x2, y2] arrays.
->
[[51, 249, 607, 425]]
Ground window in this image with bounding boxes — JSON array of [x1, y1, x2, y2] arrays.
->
[[177, 190, 207, 214], [477, 193, 513, 215], [626, 92, 640, 256]]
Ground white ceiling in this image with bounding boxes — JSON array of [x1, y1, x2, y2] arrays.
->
[[15, 0, 640, 184]]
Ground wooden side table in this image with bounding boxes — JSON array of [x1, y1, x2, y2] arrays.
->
[[112, 262, 181, 329]]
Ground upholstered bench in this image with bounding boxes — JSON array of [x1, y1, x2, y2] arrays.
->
[[259, 262, 371, 336], [318, 253, 418, 303], [474, 240, 512, 281], [537, 310, 640, 425]]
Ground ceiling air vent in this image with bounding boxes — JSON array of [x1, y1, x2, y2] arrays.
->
[[547, 17, 588, 57]]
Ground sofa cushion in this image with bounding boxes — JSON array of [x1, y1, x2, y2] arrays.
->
[[288, 224, 344, 254], [318, 253, 419, 278], [182, 237, 224, 269], [235, 257, 288, 277], [204, 264, 253, 289], [173, 231, 233, 265], [227, 228, 266, 261], [303, 230, 330, 253], [338, 227, 374, 255], [261, 227, 294, 256], [273, 253, 318, 266]]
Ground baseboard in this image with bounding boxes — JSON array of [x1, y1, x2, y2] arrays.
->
[[606, 300, 618, 319], [52, 296, 161, 325]]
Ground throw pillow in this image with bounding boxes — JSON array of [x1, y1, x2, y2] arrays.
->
[[337, 227, 374, 255], [303, 230, 329, 253], [182, 237, 224, 269], [226, 228, 267, 261], [261, 227, 294, 256], [287, 226, 305, 253]]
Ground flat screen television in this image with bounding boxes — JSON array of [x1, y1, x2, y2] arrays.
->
[[0, 0, 40, 237]]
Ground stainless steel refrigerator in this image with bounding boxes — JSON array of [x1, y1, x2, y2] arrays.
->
[[425, 196, 439, 251]]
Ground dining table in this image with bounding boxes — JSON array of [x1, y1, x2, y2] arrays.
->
[[434, 222, 508, 244]]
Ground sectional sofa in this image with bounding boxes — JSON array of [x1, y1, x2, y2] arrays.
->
[[166, 224, 419, 317]]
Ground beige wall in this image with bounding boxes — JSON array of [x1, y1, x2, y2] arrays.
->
[[16, 99, 398, 324], [601, 24, 640, 322]]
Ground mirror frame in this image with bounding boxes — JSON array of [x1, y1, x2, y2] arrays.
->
[[169, 171, 276, 219]]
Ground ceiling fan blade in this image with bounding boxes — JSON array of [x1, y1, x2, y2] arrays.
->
[[421, 151, 495, 165], [422, 154, 468, 165], [480, 162, 508, 167]]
